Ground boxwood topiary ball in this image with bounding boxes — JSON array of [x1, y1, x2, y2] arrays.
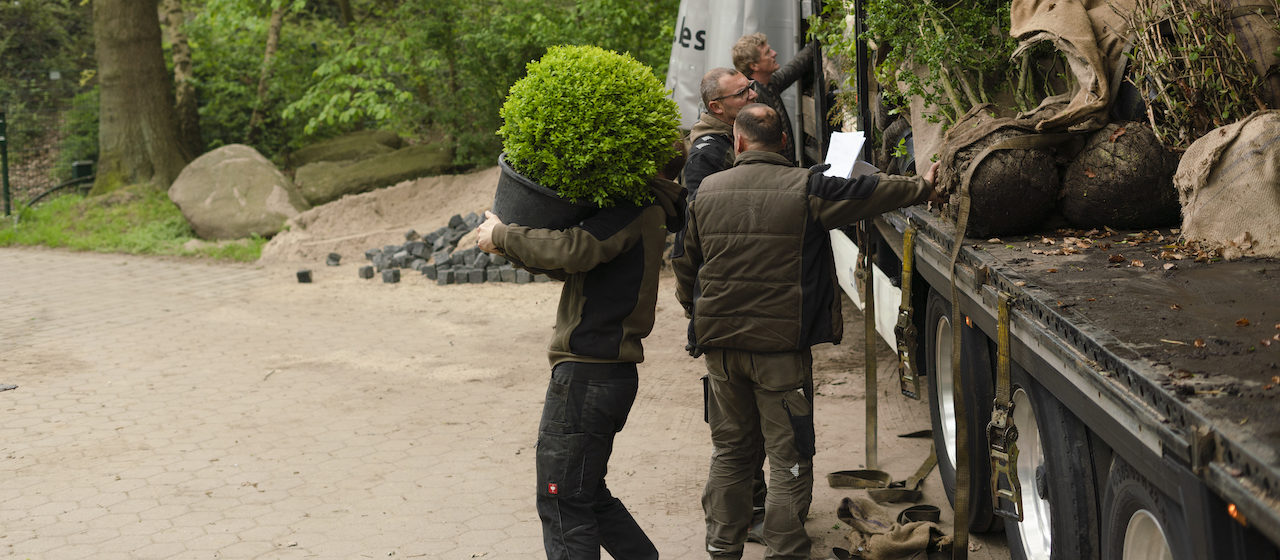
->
[[498, 45, 681, 208], [1060, 123, 1180, 229]]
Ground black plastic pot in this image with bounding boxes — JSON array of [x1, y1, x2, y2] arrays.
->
[[493, 153, 598, 230]]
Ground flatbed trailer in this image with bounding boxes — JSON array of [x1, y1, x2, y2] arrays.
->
[[831, 205, 1280, 559]]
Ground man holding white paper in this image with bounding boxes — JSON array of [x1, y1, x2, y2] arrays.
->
[[673, 103, 942, 560]]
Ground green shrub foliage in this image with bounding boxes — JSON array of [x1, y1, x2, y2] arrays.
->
[[498, 45, 680, 207]]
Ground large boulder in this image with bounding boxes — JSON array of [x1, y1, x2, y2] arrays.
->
[[294, 142, 453, 206], [169, 144, 311, 240], [285, 130, 405, 168]]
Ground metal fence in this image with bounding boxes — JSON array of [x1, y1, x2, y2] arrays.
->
[[1, 73, 94, 217]]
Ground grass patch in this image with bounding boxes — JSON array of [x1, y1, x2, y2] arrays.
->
[[0, 186, 265, 262]]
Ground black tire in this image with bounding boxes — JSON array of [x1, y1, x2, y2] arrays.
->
[[924, 288, 999, 532], [1102, 458, 1193, 560], [1003, 364, 1100, 560]]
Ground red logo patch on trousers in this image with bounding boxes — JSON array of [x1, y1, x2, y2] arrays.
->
[[547, 483, 558, 495]]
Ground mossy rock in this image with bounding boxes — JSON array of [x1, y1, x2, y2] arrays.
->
[[1060, 123, 1180, 229], [949, 129, 1060, 238], [295, 142, 454, 206], [286, 130, 406, 168]]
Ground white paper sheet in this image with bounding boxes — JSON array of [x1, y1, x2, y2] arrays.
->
[[823, 131, 866, 178]]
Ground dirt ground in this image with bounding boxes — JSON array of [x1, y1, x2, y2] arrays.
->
[[253, 168, 1009, 558], [0, 168, 1010, 559]]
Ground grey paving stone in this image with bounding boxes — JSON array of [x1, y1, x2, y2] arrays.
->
[[515, 269, 532, 284], [405, 241, 429, 259], [392, 250, 411, 268], [382, 269, 401, 283], [499, 266, 516, 283], [423, 265, 438, 280], [468, 269, 485, 284], [326, 253, 342, 266], [436, 269, 453, 285], [448, 214, 466, 230], [404, 229, 419, 241], [296, 269, 312, 283], [358, 265, 375, 279]]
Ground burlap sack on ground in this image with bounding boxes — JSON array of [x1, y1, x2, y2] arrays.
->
[[837, 497, 950, 560], [1174, 110, 1280, 258]]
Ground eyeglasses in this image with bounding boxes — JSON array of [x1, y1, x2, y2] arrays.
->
[[712, 80, 756, 102]]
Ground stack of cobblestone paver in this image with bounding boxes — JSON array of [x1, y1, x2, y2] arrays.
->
[[357, 212, 551, 285]]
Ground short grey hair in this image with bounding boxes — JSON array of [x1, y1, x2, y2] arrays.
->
[[700, 67, 738, 108]]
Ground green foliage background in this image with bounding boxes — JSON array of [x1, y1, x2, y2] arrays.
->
[[808, 0, 1056, 129], [3, 0, 680, 175], [1, 0, 679, 258], [280, 0, 681, 168]]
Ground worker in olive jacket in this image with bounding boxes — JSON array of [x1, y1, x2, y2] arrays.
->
[[476, 175, 685, 560], [673, 103, 942, 560], [732, 33, 816, 164]]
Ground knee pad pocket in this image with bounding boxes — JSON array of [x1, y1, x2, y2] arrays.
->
[[536, 431, 586, 498], [782, 389, 815, 458]]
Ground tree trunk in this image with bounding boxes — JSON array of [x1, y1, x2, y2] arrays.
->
[[93, 0, 190, 193], [162, 0, 204, 156], [245, 7, 286, 145], [336, 0, 353, 27]]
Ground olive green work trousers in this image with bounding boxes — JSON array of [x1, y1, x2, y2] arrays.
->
[[701, 348, 816, 560]]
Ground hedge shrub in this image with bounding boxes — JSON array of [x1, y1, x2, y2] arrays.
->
[[498, 45, 680, 207]]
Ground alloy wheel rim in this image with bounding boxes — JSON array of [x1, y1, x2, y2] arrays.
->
[[933, 315, 956, 466], [1122, 509, 1174, 560], [1012, 387, 1052, 560]]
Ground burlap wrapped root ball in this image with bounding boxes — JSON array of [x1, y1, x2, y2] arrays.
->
[[941, 129, 1059, 238], [1059, 123, 1180, 229]]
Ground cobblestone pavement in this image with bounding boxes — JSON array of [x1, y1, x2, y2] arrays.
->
[[0, 247, 1008, 560]]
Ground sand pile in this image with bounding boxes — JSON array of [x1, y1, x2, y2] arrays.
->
[[260, 166, 499, 265]]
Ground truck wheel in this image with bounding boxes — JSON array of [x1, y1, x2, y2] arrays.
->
[[924, 288, 998, 532], [1102, 458, 1192, 560], [1003, 365, 1099, 560]]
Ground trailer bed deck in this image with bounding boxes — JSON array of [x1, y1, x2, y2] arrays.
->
[[877, 205, 1280, 543]]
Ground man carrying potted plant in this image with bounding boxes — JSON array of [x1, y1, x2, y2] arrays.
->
[[674, 103, 943, 560], [476, 169, 683, 558], [479, 45, 686, 560]]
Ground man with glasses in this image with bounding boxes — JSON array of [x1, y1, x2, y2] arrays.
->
[[681, 68, 756, 207], [732, 33, 815, 165], [673, 67, 757, 263]]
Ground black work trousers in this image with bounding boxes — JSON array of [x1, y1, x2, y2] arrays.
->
[[536, 361, 658, 560]]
